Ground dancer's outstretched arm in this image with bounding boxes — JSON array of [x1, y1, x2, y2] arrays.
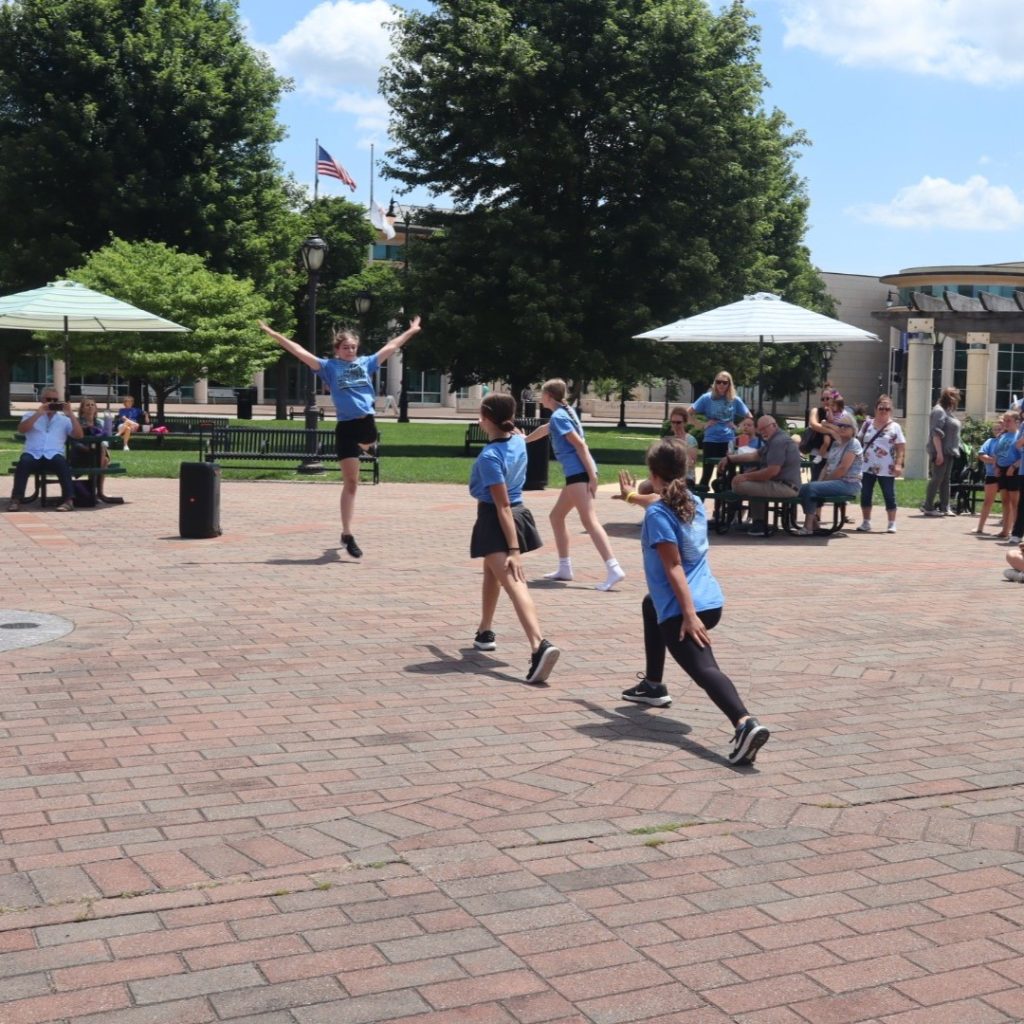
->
[[376, 315, 422, 365], [258, 321, 321, 371]]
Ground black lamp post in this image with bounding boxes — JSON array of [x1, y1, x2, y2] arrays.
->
[[388, 198, 412, 423], [298, 235, 328, 474], [354, 287, 373, 391]]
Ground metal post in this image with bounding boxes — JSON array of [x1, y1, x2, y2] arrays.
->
[[298, 262, 324, 474]]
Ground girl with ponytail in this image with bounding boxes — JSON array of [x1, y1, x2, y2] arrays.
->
[[469, 393, 560, 684], [617, 438, 770, 766], [525, 379, 625, 590]]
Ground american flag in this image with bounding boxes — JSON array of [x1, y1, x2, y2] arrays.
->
[[316, 145, 356, 192]]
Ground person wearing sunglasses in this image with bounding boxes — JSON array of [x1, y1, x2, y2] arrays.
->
[[855, 396, 905, 534], [689, 371, 750, 491], [258, 315, 421, 558]]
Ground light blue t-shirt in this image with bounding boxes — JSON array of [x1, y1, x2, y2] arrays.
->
[[825, 437, 863, 486], [995, 431, 1018, 468], [469, 433, 527, 504], [980, 436, 999, 478], [691, 392, 750, 444], [641, 500, 724, 623], [316, 353, 381, 421], [1016, 427, 1024, 472], [548, 405, 588, 478]]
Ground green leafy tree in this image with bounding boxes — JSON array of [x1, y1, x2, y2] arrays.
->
[[0, 0, 298, 410], [68, 239, 272, 421], [382, 0, 827, 398]]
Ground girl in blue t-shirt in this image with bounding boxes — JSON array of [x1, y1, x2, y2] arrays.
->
[[469, 393, 559, 684], [524, 379, 624, 591], [976, 419, 1004, 535], [690, 370, 750, 491], [617, 439, 769, 766], [259, 315, 421, 559]]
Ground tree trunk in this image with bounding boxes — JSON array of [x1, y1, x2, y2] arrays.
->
[[0, 358, 10, 419]]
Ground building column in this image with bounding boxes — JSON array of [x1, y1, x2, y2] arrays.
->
[[904, 318, 936, 480], [254, 370, 265, 406], [388, 351, 403, 401], [194, 378, 209, 404], [441, 374, 457, 409], [53, 358, 67, 398], [965, 333, 990, 420]]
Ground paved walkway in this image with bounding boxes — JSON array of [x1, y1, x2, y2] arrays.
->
[[1, 478, 1022, 1024]]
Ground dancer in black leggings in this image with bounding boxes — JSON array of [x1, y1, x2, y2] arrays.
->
[[617, 439, 769, 765]]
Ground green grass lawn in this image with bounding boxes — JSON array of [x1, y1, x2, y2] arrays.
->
[[0, 416, 934, 507]]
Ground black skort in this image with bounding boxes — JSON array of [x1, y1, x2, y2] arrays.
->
[[470, 501, 543, 559], [564, 471, 589, 486], [336, 415, 377, 461]]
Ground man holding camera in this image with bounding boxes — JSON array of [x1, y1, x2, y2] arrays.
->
[[7, 386, 83, 512]]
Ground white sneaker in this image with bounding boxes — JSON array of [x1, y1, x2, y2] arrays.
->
[[886, 522, 896, 534], [1010, 536, 1022, 545], [856, 521, 872, 532]]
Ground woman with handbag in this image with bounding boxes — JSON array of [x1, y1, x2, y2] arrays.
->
[[855, 395, 905, 533]]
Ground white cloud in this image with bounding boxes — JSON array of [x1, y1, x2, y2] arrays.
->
[[781, 0, 1024, 85], [848, 175, 1024, 230], [261, 1, 394, 94]]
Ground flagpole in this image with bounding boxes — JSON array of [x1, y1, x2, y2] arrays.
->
[[369, 142, 374, 210], [314, 137, 319, 203]]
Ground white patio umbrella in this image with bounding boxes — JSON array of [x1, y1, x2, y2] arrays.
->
[[634, 291, 881, 411], [0, 279, 189, 401]]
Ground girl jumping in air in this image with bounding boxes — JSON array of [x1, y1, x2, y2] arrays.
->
[[470, 393, 560, 684], [526, 379, 625, 591], [617, 438, 770, 766], [258, 315, 421, 558]]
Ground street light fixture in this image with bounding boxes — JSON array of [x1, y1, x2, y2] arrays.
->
[[298, 234, 328, 474]]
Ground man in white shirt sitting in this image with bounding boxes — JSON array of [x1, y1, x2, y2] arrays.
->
[[7, 386, 83, 512]]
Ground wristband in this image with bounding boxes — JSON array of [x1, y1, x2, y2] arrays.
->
[[508, 547, 520, 552], [625, 491, 639, 505]]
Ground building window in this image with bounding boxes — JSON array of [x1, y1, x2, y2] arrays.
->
[[996, 344, 1024, 411], [407, 370, 442, 404], [952, 339, 968, 398]]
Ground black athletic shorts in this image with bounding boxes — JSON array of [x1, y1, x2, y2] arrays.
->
[[564, 471, 589, 486], [335, 415, 377, 461], [470, 502, 543, 559]]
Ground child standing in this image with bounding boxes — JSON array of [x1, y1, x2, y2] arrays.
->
[[617, 439, 770, 766], [470, 393, 560, 684], [976, 419, 1004, 535], [526, 379, 625, 590]]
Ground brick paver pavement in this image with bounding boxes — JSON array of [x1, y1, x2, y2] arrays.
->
[[2, 477, 1023, 1023]]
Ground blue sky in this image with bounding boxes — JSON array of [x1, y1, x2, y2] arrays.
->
[[237, 0, 1024, 277]]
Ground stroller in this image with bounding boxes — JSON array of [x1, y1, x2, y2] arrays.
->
[[950, 443, 982, 516]]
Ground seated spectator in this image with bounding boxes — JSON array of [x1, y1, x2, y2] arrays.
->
[[795, 410, 863, 535], [115, 395, 146, 450], [1003, 540, 1024, 582], [72, 399, 123, 504], [665, 406, 698, 484], [7, 386, 83, 512], [716, 415, 802, 537]]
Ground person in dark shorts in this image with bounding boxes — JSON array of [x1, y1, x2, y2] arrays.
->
[[524, 378, 624, 590], [259, 315, 421, 557], [470, 393, 559, 684]]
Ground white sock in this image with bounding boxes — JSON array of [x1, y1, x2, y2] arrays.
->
[[596, 558, 625, 591], [544, 558, 573, 581]]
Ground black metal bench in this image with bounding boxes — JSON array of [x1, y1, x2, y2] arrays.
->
[[8, 437, 127, 508], [464, 417, 547, 454], [155, 414, 231, 433], [204, 426, 380, 483], [711, 488, 847, 537]]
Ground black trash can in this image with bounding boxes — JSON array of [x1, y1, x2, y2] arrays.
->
[[523, 401, 536, 418], [523, 434, 550, 491], [235, 387, 257, 420], [179, 461, 222, 538]]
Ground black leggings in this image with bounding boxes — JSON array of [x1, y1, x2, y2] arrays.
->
[[697, 441, 730, 491], [642, 595, 748, 726]]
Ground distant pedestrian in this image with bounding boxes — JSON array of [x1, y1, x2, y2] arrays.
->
[[921, 387, 961, 517], [469, 392, 559, 684], [855, 395, 905, 534], [526, 378, 625, 590], [259, 315, 421, 557], [616, 439, 770, 765]]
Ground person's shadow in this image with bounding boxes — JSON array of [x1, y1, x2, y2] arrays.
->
[[266, 548, 344, 566], [405, 643, 535, 684], [566, 698, 755, 769]]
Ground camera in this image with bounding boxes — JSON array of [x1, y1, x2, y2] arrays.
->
[[48, 401, 63, 411]]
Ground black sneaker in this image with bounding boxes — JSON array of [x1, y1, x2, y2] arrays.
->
[[747, 520, 768, 537], [473, 630, 496, 651], [727, 718, 770, 765], [525, 639, 560, 683], [341, 534, 363, 558], [621, 673, 672, 707]]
